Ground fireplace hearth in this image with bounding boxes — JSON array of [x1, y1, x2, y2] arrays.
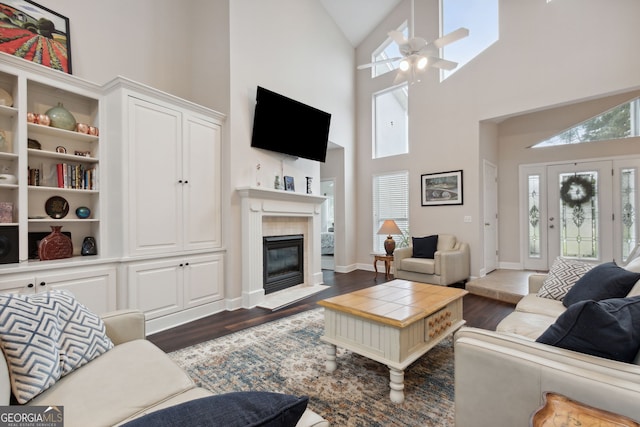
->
[[263, 234, 304, 294]]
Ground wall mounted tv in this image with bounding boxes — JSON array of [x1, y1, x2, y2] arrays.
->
[[251, 86, 331, 162]]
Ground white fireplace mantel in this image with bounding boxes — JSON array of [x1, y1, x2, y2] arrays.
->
[[237, 186, 326, 308]]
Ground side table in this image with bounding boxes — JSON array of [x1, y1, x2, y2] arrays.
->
[[374, 254, 393, 280]]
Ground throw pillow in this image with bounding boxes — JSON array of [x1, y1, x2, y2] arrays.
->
[[624, 255, 640, 273], [562, 262, 640, 307], [121, 392, 309, 427], [0, 290, 113, 403], [412, 235, 438, 259], [537, 257, 594, 301], [536, 296, 640, 363]]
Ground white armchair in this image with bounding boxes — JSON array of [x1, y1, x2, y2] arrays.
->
[[393, 234, 470, 286]]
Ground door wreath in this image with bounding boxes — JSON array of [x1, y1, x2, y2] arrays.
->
[[560, 175, 594, 207]]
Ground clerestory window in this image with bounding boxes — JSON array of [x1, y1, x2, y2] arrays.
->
[[371, 23, 408, 78], [532, 97, 640, 148], [440, 0, 499, 80]]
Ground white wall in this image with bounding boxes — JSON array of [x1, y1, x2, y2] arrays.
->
[[39, 0, 355, 304], [356, 0, 640, 276], [225, 0, 356, 302]]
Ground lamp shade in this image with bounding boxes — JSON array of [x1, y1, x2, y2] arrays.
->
[[377, 220, 402, 255], [377, 220, 402, 236]]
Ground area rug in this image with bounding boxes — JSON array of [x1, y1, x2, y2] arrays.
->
[[169, 308, 455, 426]]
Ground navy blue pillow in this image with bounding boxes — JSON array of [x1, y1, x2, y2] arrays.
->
[[537, 296, 640, 363], [412, 235, 438, 259], [562, 262, 640, 307], [122, 392, 309, 427]]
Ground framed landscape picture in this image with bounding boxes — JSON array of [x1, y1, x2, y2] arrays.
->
[[421, 170, 463, 206], [0, 1, 72, 73]]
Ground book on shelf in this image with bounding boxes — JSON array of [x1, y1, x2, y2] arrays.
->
[[55, 163, 98, 190]]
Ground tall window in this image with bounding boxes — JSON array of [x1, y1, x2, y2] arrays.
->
[[373, 171, 409, 253], [441, 0, 499, 80], [374, 84, 408, 159]]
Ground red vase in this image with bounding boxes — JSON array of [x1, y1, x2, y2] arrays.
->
[[38, 226, 73, 260]]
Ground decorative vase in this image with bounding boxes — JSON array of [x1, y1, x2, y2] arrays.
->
[[75, 206, 91, 219], [45, 102, 76, 131], [38, 226, 73, 260], [81, 236, 97, 256]]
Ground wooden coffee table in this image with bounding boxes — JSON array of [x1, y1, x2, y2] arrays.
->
[[318, 279, 467, 403]]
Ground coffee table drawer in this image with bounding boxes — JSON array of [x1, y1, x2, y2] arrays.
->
[[425, 300, 463, 343]]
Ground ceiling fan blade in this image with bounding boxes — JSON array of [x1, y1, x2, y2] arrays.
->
[[431, 27, 469, 48], [428, 57, 458, 71], [388, 30, 407, 46], [357, 57, 403, 70]]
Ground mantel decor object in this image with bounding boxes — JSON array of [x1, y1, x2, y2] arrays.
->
[[46, 103, 76, 131], [306, 177, 313, 194], [38, 226, 73, 260]]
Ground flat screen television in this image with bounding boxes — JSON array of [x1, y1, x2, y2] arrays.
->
[[251, 86, 331, 162]]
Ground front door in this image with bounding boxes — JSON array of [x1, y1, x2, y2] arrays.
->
[[547, 161, 613, 263], [521, 159, 640, 270]]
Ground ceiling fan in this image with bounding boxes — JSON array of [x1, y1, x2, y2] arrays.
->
[[357, 0, 469, 84]]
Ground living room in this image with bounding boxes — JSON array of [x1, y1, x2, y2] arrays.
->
[[0, 0, 639, 425], [22, 0, 635, 301]]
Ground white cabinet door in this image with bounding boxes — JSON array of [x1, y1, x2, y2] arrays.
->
[[183, 115, 222, 250], [40, 266, 117, 315], [183, 253, 224, 309], [128, 96, 183, 255], [0, 266, 117, 315], [128, 258, 183, 320]]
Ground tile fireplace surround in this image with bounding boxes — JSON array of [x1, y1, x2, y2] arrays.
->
[[237, 186, 326, 308]]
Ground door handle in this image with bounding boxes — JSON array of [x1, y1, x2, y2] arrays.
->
[[549, 225, 555, 229]]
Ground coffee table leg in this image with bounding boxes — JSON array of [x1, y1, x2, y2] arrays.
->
[[325, 343, 337, 372], [389, 367, 405, 403]]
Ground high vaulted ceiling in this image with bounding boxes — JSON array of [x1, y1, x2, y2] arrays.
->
[[319, 0, 402, 47]]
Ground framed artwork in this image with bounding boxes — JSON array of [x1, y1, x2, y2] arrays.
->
[[421, 170, 463, 206], [284, 176, 295, 192], [0, 1, 72, 73]]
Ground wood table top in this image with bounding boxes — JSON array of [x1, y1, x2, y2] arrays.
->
[[317, 279, 468, 328]]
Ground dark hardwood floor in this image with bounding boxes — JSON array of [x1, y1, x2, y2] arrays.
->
[[148, 269, 516, 353]]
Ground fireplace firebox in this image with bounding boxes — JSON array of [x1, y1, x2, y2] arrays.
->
[[263, 234, 304, 294]]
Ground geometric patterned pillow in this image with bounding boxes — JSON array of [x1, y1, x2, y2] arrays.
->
[[0, 290, 113, 403], [538, 257, 595, 301]]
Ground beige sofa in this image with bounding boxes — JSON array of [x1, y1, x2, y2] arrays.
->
[[0, 309, 328, 427], [393, 234, 470, 285], [454, 273, 640, 427]]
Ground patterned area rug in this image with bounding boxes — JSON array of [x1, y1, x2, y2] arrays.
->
[[169, 308, 454, 426]]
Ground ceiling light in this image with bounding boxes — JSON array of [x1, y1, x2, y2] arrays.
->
[[399, 59, 410, 72], [417, 56, 428, 70]]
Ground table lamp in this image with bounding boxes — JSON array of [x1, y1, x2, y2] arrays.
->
[[377, 220, 402, 255]]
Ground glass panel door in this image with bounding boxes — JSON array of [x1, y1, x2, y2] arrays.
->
[[547, 162, 613, 263]]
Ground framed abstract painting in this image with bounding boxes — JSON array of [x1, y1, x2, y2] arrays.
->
[[0, 1, 72, 73]]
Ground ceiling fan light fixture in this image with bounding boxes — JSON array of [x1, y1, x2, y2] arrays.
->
[[399, 59, 410, 72], [417, 56, 428, 70]]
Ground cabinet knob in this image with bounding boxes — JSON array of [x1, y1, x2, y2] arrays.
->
[[185, 262, 189, 266], [184, 180, 189, 184], [27, 283, 34, 288], [39, 282, 46, 287], [178, 180, 183, 184], [179, 263, 184, 267]]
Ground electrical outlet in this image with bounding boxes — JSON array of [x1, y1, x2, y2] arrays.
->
[[464, 216, 472, 223]]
